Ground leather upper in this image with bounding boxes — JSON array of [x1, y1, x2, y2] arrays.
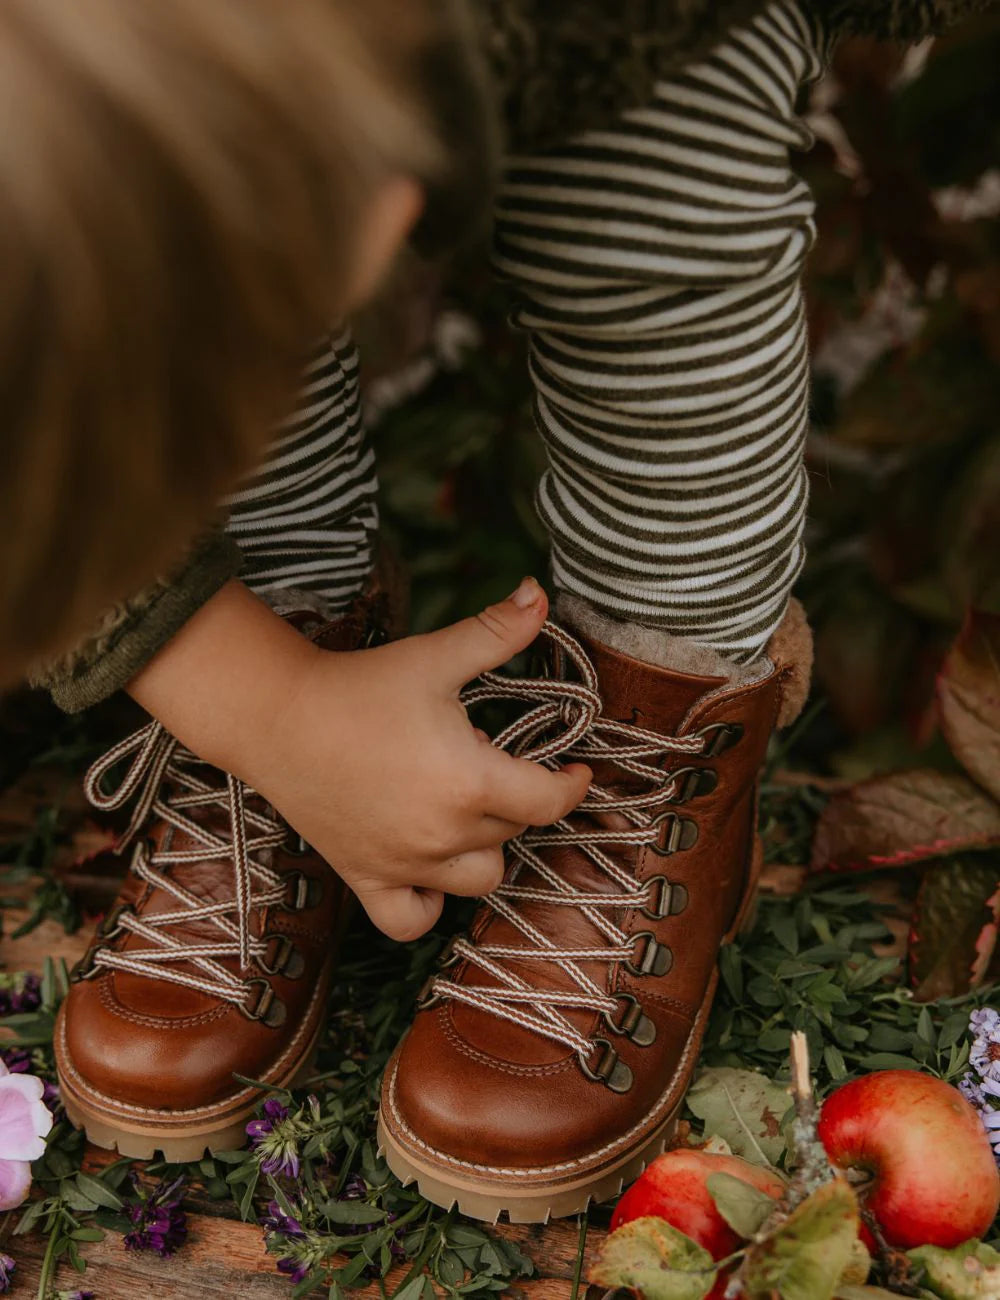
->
[[385, 630, 789, 1173]]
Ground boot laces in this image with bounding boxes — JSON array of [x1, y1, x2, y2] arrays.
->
[[81, 721, 291, 1013], [429, 621, 720, 1074]]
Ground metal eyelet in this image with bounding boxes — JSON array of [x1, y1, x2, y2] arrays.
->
[[625, 931, 673, 978], [664, 767, 718, 804], [650, 811, 699, 856], [415, 975, 441, 1011], [697, 722, 744, 757], [281, 871, 323, 911], [579, 1038, 634, 1093], [282, 830, 311, 858], [96, 901, 134, 940], [241, 978, 286, 1027], [641, 876, 689, 921], [603, 993, 656, 1046], [70, 946, 101, 983], [258, 934, 305, 979]]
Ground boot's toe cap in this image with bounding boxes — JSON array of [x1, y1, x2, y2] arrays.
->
[[384, 1003, 694, 1174], [58, 974, 279, 1113]]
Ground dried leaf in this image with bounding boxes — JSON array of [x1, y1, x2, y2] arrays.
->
[[687, 1068, 791, 1167], [810, 769, 1000, 873], [909, 857, 1000, 1000], [743, 1179, 860, 1300], [706, 1172, 780, 1239], [909, 1240, 1000, 1300], [938, 612, 1000, 801], [587, 1217, 717, 1300]]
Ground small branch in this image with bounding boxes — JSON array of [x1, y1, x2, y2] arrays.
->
[[786, 1032, 835, 1202], [790, 1031, 813, 1110]]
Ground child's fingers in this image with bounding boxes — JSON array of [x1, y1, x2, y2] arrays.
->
[[360, 885, 445, 943], [430, 846, 505, 897], [482, 751, 592, 826], [423, 577, 548, 691]]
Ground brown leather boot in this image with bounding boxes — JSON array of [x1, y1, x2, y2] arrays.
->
[[378, 609, 808, 1222], [55, 571, 403, 1161]]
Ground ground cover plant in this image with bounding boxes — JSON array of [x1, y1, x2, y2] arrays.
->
[[1, 16, 999, 1298]]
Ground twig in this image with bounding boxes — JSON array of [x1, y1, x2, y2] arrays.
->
[[786, 1032, 835, 1202]]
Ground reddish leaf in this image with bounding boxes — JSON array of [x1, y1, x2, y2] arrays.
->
[[908, 857, 1000, 1000], [810, 769, 1000, 873], [937, 611, 1000, 801]]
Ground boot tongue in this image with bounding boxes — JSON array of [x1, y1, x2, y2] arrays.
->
[[574, 631, 727, 735]]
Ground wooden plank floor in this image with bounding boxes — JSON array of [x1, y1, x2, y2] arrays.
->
[[0, 766, 606, 1298]]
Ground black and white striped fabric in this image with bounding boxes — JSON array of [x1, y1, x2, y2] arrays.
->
[[224, 329, 378, 615], [227, 0, 826, 660], [494, 0, 827, 660]]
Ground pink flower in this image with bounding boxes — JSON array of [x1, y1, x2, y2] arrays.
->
[[0, 1059, 53, 1210]]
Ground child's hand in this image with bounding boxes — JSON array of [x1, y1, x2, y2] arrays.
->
[[127, 576, 590, 942], [261, 577, 590, 939]]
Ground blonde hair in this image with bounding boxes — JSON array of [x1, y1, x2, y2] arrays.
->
[[0, 0, 457, 677]]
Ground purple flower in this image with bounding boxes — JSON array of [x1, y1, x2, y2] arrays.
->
[[247, 1097, 301, 1179], [969, 1007, 1000, 1085], [341, 1173, 367, 1200], [260, 1199, 305, 1239], [960, 1072, 987, 1108], [57, 1290, 95, 1300], [124, 1175, 188, 1257], [246, 1097, 288, 1143], [960, 1069, 1000, 1169], [0, 1253, 14, 1294], [0, 974, 41, 1018], [277, 1257, 309, 1283]]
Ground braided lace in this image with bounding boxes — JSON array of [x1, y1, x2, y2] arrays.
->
[[429, 621, 722, 1080], [81, 722, 297, 1018]]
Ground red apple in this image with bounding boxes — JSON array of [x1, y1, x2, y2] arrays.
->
[[818, 1070, 1000, 1250], [611, 1149, 786, 1287]]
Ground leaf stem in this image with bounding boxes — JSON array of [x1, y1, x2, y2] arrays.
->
[[36, 1210, 61, 1300]]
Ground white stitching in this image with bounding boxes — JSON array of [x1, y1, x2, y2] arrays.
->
[[383, 991, 712, 1178]]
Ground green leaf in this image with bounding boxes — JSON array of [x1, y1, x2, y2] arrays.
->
[[74, 1172, 124, 1210], [392, 1278, 431, 1300], [720, 944, 744, 1003], [14, 1199, 50, 1235], [909, 1241, 1000, 1300], [706, 1172, 780, 1238], [687, 1068, 791, 1166], [321, 1200, 386, 1226], [588, 1217, 717, 1300], [70, 1226, 106, 1242], [835, 1287, 902, 1300], [744, 1179, 860, 1300]]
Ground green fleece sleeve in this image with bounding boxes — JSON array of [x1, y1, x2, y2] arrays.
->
[[29, 530, 242, 713], [813, 0, 996, 40]]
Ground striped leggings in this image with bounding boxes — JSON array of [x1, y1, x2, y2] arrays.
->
[[226, 0, 825, 663]]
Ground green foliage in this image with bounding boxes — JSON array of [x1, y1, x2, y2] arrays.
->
[[686, 1069, 792, 1166], [588, 1216, 718, 1300], [699, 882, 993, 1093], [909, 1240, 1000, 1300]]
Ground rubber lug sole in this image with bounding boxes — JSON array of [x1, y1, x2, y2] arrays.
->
[[58, 1032, 320, 1163], [376, 1101, 680, 1224]]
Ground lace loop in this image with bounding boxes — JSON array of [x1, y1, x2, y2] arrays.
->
[[79, 721, 295, 1014]]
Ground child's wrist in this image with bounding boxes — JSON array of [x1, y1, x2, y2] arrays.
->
[[126, 580, 321, 777]]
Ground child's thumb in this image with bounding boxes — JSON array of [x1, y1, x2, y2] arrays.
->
[[433, 578, 548, 689]]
